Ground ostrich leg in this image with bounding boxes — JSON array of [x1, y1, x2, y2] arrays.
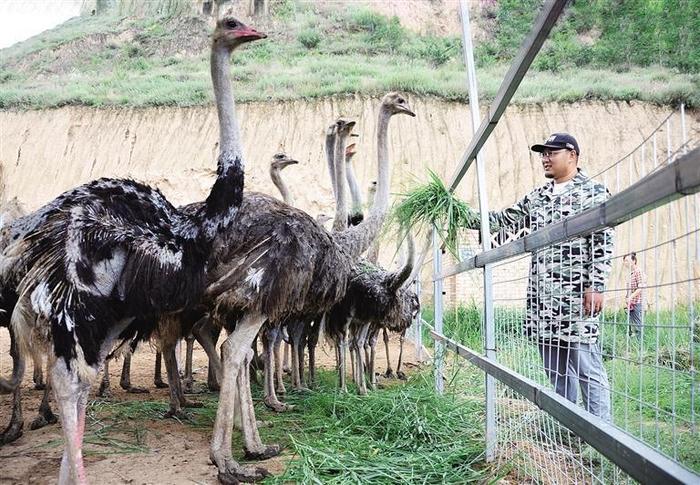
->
[[162, 342, 202, 419], [367, 328, 379, 390], [52, 361, 89, 485], [307, 319, 320, 387], [396, 329, 407, 380], [210, 314, 271, 483], [354, 323, 371, 395], [183, 334, 195, 393], [97, 359, 112, 398], [30, 378, 58, 430], [120, 352, 149, 393], [262, 324, 289, 412], [383, 328, 394, 378], [0, 328, 23, 444], [32, 352, 45, 390], [192, 317, 222, 391], [282, 341, 291, 374], [272, 328, 286, 395], [238, 349, 281, 461], [153, 351, 168, 388], [338, 317, 351, 392], [289, 321, 307, 391]]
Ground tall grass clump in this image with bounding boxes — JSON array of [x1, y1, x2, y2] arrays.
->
[[297, 28, 321, 49], [392, 170, 478, 256]]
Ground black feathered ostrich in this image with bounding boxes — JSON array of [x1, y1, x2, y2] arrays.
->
[[0, 16, 265, 484]]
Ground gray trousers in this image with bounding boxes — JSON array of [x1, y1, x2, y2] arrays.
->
[[539, 340, 612, 421], [628, 303, 644, 336]]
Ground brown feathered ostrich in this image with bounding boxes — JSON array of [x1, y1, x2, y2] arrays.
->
[[0, 16, 265, 484], [193, 96, 413, 482]]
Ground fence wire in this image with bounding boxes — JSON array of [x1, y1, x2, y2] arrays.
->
[[429, 106, 699, 483]]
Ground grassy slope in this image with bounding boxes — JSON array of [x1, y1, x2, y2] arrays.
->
[[0, 2, 697, 109]]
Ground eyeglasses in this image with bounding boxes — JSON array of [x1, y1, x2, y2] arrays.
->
[[539, 149, 569, 159]]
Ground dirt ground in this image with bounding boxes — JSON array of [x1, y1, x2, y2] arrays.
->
[[0, 329, 421, 484]]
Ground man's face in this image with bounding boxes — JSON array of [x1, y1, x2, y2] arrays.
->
[[623, 257, 631, 268], [540, 148, 577, 179]]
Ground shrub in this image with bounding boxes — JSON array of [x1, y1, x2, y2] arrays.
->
[[298, 28, 321, 49]]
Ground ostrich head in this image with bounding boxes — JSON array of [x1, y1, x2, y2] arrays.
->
[[213, 15, 266, 49], [335, 117, 356, 137], [345, 143, 357, 161], [270, 152, 299, 172], [381, 92, 415, 117]]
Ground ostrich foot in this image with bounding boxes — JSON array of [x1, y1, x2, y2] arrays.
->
[[154, 379, 168, 389], [97, 383, 112, 399], [217, 459, 270, 484], [244, 444, 282, 461], [124, 386, 150, 394], [384, 369, 395, 379], [263, 397, 293, 413], [29, 409, 58, 430], [0, 420, 23, 445], [291, 386, 311, 393], [275, 383, 286, 395], [164, 409, 191, 421], [396, 371, 407, 381]]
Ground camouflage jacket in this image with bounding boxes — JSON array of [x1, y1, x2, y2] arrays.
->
[[482, 169, 615, 343]]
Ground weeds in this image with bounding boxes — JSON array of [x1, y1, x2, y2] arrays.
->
[[1, 3, 696, 109]]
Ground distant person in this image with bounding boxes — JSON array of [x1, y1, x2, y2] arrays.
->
[[464, 133, 615, 421], [623, 252, 646, 337]]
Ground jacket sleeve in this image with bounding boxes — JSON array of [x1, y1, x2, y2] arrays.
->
[[464, 193, 531, 232], [585, 186, 615, 292]]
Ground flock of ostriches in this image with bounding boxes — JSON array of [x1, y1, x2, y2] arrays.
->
[[0, 13, 421, 485]]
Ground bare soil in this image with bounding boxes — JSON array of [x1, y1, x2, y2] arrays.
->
[[0, 329, 420, 484]]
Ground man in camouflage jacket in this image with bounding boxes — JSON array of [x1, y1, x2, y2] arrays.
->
[[472, 133, 614, 420]]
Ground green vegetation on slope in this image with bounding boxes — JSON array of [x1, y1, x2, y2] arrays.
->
[[421, 302, 700, 472], [0, 0, 697, 109]]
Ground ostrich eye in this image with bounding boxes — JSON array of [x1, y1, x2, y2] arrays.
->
[[397, 97, 405, 104], [225, 19, 238, 29]]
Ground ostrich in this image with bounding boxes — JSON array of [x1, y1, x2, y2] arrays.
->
[[331, 230, 420, 395], [0, 197, 57, 445], [0, 16, 265, 484], [184, 95, 414, 482]]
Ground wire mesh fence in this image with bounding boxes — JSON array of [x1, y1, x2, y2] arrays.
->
[[424, 105, 700, 483]]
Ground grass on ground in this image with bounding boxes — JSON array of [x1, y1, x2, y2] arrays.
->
[[68, 369, 499, 483], [421, 302, 700, 473]]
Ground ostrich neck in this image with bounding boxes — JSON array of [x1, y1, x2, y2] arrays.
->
[[270, 169, 294, 206], [211, 44, 241, 157], [345, 159, 363, 217], [332, 131, 350, 232], [325, 131, 337, 203], [335, 108, 391, 258], [201, 43, 245, 240]]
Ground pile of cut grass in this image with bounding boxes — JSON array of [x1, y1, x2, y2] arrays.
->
[[263, 371, 492, 484]]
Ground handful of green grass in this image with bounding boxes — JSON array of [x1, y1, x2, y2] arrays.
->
[[392, 170, 479, 256]]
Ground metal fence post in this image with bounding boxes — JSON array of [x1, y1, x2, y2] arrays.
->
[[459, 0, 496, 461], [414, 278, 423, 362], [433, 227, 444, 394]]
